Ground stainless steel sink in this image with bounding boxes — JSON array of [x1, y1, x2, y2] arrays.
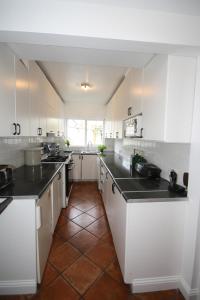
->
[[81, 151, 98, 155]]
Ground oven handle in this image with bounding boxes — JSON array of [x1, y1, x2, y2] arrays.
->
[[0, 197, 13, 215]]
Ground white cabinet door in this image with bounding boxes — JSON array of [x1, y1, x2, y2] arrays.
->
[[128, 68, 143, 116], [52, 171, 63, 232], [82, 155, 98, 180], [104, 172, 113, 226], [164, 56, 196, 143], [0, 44, 15, 136], [36, 187, 52, 283], [15, 58, 29, 136], [72, 154, 82, 181], [142, 54, 168, 141], [109, 183, 127, 274], [29, 61, 47, 136], [46, 103, 59, 134]]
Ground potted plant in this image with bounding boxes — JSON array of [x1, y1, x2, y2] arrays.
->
[[98, 144, 107, 154], [64, 139, 70, 148]]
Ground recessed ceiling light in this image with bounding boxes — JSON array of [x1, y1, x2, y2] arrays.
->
[[81, 82, 91, 90]]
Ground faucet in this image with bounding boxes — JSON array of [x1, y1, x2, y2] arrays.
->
[[87, 141, 93, 152]]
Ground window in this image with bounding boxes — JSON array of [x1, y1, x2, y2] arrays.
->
[[66, 119, 104, 146], [67, 119, 85, 146], [87, 120, 103, 145]]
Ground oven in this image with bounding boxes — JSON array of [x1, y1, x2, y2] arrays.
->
[[66, 159, 74, 198]]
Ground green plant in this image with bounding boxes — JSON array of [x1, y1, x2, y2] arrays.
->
[[98, 144, 107, 153], [64, 139, 70, 147]]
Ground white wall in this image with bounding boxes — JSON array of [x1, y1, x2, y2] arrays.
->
[[65, 101, 105, 120], [1, 0, 200, 52], [114, 139, 190, 186]]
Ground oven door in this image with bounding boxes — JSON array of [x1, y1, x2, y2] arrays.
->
[[66, 160, 74, 198]]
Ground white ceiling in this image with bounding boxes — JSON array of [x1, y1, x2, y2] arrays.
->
[[40, 62, 127, 104], [9, 43, 154, 104], [9, 43, 154, 68], [64, 0, 200, 16]]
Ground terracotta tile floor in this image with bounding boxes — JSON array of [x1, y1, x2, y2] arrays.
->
[[1, 182, 185, 300]]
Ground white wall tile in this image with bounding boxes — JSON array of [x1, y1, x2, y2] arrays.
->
[[115, 139, 190, 185]]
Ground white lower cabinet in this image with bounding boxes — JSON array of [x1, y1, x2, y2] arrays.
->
[[72, 154, 97, 181], [51, 170, 63, 232], [102, 170, 187, 293], [72, 154, 82, 180], [82, 155, 98, 180], [36, 187, 52, 284]]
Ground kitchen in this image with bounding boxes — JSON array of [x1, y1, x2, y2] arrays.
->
[[0, 1, 200, 300]]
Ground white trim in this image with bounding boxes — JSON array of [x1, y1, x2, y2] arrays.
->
[[0, 280, 37, 295], [131, 276, 199, 299], [179, 277, 199, 300], [131, 275, 180, 293]]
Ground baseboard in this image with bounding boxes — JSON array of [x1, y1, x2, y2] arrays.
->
[[131, 275, 180, 293], [0, 280, 37, 295], [179, 277, 199, 300], [131, 276, 199, 299]]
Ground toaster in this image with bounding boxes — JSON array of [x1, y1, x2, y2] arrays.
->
[[135, 162, 161, 178]]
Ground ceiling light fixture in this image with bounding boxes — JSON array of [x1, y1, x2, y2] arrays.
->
[[81, 82, 91, 91]]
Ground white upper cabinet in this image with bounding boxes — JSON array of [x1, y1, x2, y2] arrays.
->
[[0, 45, 30, 136], [29, 61, 47, 137], [164, 56, 196, 143], [142, 55, 196, 142], [15, 58, 29, 136], [0, 44, 64, 138], [0, 45, 16, 136], [128, 68, 143, 117], [142, 55, 168, 141], [106, 54, 196, 143]]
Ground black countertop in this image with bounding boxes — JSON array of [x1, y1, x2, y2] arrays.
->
[[99, 153, 140, 179], [0, 163, 63, 199], [99, 153, 187, 202]]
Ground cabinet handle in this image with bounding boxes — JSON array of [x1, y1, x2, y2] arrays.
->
[[13, 123, 17, 135], [17, 123, 21, 135], [40, 128, 43, 136], [112, 183, 115, 194], [58, 172, 61, 180], [140, 128, 144, 138], [37, 128, 40, 136]]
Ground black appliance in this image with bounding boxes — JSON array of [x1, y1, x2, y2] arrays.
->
[[41, 155, 68, 163], [168, 170, 186, 193], [66, 159, 74, 197], [135, 162, 161, 178], [0, 165, 13, 190], [0, 197, 13, 215], [41, 153, 73, 197], [124, 114, 143, 138]]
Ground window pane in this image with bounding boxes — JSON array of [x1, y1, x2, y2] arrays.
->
[[87, 121, 103, 145], [67, 119, 85, 146]]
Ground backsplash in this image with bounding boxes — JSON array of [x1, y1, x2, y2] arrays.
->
[[0, 136, 64, 168], [115, 139, 191, 185]]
